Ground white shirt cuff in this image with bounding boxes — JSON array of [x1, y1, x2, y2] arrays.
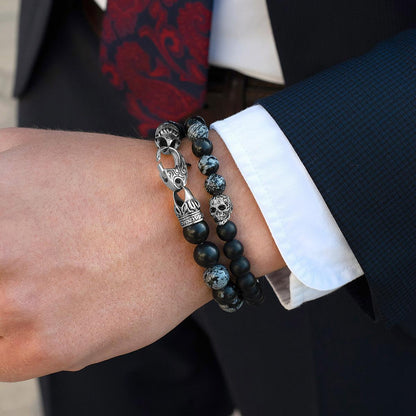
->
[[211, 105, 364, 309]]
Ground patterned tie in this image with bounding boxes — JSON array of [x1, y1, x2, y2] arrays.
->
[[100, 0, 213, 136]]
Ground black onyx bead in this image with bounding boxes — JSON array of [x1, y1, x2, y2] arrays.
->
[[230, 256, 250, 277], [192, 138, 213, 157], [236, 272, 257, 291], [245, 289, 264, 306], [193, 242, 219, 267], [212, 283, 239, 305], [223, 239, 244, 260], [216, 221, 237, 241], [240, 282, 260, 297], [205, 174, 226, 195], [185, 116, 206, 130], [183, 221, 209, 244], [218, 297, 244, 312], [203, 264, 230, 290], [198, 155, 219, 176]]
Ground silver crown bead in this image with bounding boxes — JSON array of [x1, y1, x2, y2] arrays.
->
[[174, 187, 204, 228]]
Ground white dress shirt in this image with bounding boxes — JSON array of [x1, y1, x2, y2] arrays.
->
[[95, 0, 364, 308], [212, 107, 363, 308], [208, 0, 284, 84]]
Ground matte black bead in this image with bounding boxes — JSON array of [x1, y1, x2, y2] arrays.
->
[[192, 138, 213, 157], [203, 264, 230, 289], [240, 282, 260, 297], [218, 297, 244, 312], [198, 155, 219, 175], [212, 283, 239, 305], [223, 239, 244, 260], [216, 221, 237, 241], [205, 174, 226, 195], [193, 242, 220, 267], [185, 116, 206, 130], [183, 221, 209, 244], [245, 290, 264, 306], [236, 272, 257, 291], [230, 256, 251, 277]]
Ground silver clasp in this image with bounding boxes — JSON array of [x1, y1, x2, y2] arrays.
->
[[156, 147, 188, 191]]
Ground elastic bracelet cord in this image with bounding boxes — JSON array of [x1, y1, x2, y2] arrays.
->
[[154, 121, 245, 313], [184, 117, 265, 306]]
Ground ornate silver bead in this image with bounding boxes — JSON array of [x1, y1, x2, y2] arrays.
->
[[174, 187, 204, 228], [209, 194, 233, 225], [156, 147, 188, 191], [155, 121, 183, 154]]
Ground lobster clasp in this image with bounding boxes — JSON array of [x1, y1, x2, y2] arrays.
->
[[156, 147, 188, 191]]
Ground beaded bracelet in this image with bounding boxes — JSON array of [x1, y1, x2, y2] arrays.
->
[[184, 117, 264, 306], [154, 121, 245, 312]]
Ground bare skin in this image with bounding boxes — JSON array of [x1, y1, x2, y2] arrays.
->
[[0, 127, 284, 381]]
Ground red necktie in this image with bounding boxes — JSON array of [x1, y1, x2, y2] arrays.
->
[[100, 0, 213, 136]]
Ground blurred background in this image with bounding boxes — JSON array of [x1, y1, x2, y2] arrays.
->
[[0, 1, 43, 415]]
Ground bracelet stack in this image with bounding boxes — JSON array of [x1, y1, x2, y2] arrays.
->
[[154, 118, 263, 312]]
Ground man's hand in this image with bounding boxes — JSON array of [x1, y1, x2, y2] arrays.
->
[[0, 128, 284, 381]]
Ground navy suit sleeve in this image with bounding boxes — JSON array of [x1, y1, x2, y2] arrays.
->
[[259, 29, 416, 332]]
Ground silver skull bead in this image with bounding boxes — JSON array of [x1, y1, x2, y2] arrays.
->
[[209, 194, 233, 225], [155, 122, 183, 154]]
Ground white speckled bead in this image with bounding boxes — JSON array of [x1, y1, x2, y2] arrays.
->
[[198, 155, 219, 175], [205, 173, 226, 195], [218, 297, 244, 313], [203, 264, 230, 289], [188, 122, 209, 142]]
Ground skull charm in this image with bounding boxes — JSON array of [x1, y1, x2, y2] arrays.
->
[[209, 194, 233, 225], [155, 121, 184, 154]]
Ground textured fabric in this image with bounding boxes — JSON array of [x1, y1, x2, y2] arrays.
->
[[100, 0, 212, 136], [266, 0, 416, 85], [96, 0, 284, 84], [260, 29, 416, 330], [13, 0, 53, 96], [212, 106, 363, 306]]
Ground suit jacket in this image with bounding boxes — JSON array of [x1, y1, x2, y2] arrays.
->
[[15, 0, 416, 333]]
